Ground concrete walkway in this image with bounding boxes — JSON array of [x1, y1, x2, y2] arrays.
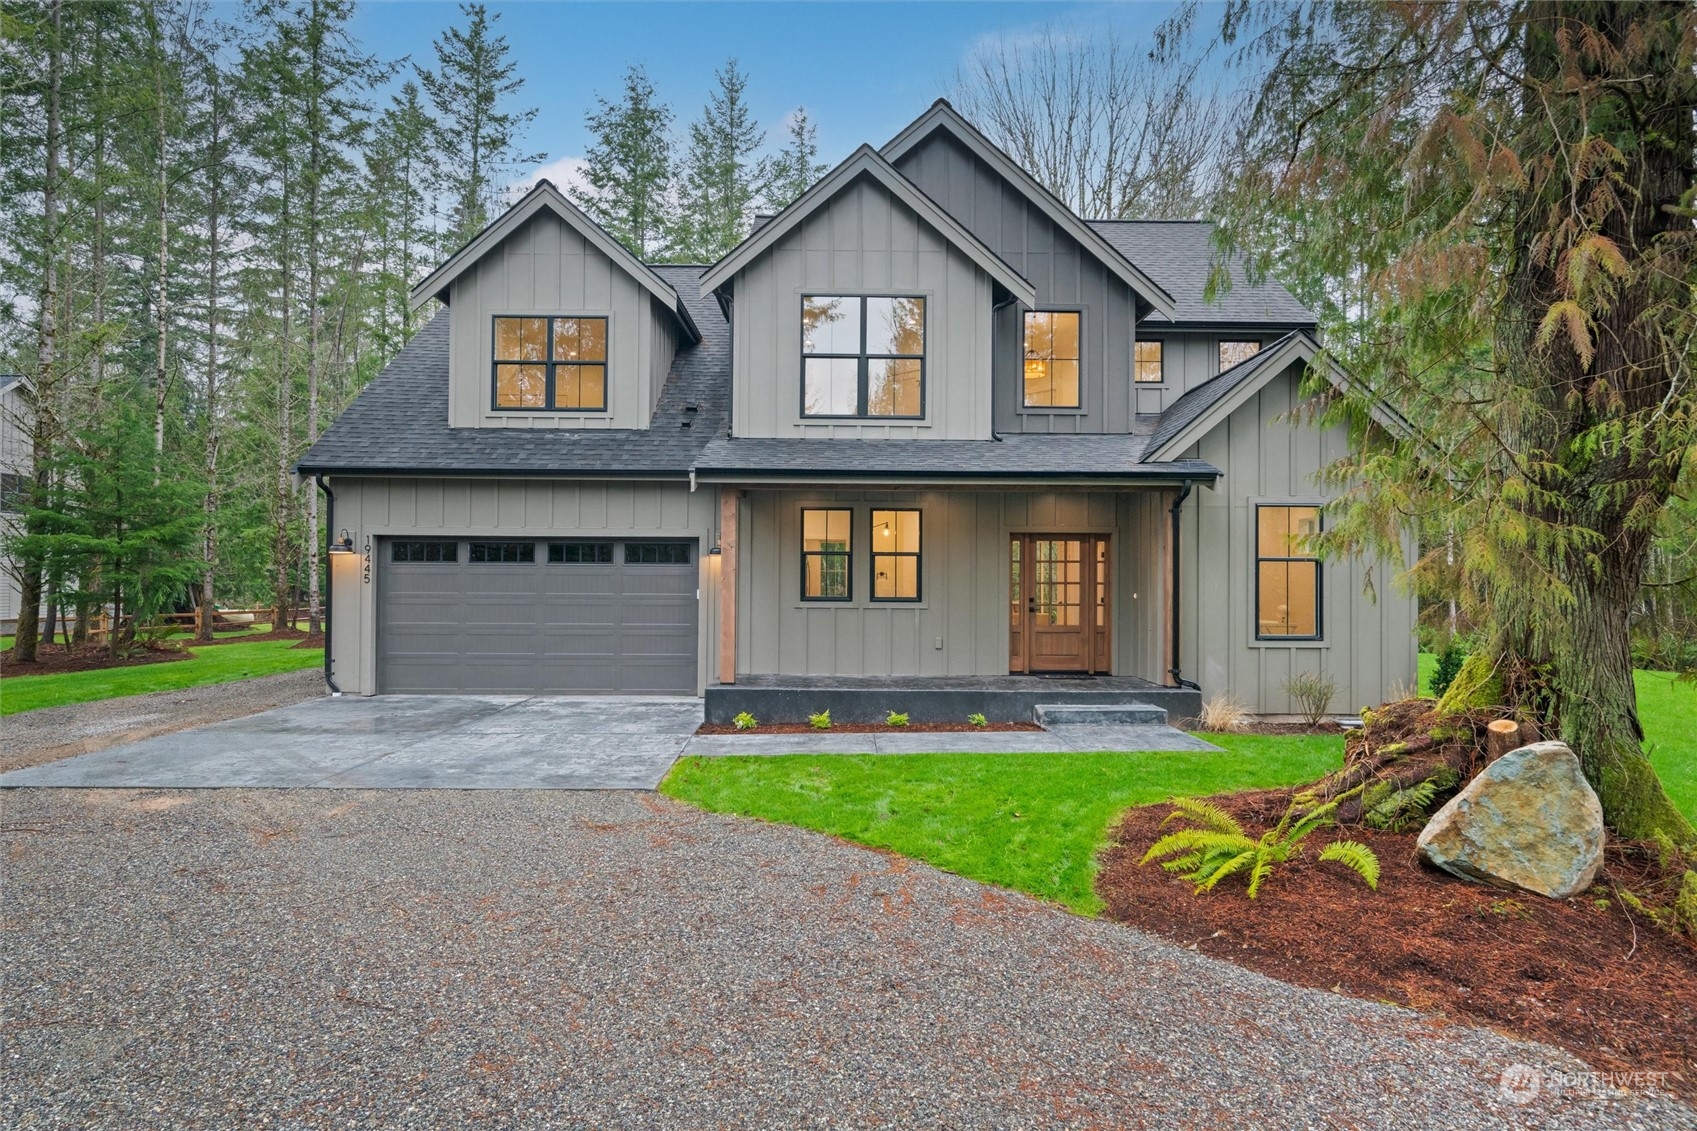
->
[[0, 695, 701, 790], [1, 695, 1222, 790]]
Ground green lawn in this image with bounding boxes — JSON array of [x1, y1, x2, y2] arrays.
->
[[661, 733, 1343, 914], [1420, 652, 1695, 822], [0, 639, 323, 716]]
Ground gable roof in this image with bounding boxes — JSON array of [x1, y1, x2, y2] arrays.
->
[[1088, 221, 1316, 327], [299, 265, 725, 477], [409, 180, 701, 344], [1144, 330, 1411, 462], [697, 144, 1038, 308], [882, 100, 1177, 320]]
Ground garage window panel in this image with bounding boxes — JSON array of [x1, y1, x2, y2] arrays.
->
[[549, 542, 614, 563], [391, 540, 458, 563], [625, 542, 693, 565], [468, 541, 536, 564]]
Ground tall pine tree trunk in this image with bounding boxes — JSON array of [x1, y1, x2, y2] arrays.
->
[[273, 166, 295, 634], [15, 0, 65, 665], [305, 9, 323, 638], [151, 7, 170, 464], [197, 78, 223, 644]]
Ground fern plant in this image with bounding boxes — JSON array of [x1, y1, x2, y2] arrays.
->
[[808, 710, 832, 730], [1141, 793, 1380, 898], [1362, 774, 1451, 832], [885, 710, 910, 727], [967, 713, 989, 727], [732, 711, 758, 731]]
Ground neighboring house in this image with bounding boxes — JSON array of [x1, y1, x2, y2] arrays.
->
[[298, 100, 1416, 718], [1, 373, 31, 633]]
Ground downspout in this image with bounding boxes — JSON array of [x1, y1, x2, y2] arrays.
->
[[315, 474, 342, 696], [1167, 479, 1201, 691]]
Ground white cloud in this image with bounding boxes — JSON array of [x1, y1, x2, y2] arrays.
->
[[507, 155, 592, 204]]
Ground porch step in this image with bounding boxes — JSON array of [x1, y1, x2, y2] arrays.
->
[[1034, 702, 1168, 727]]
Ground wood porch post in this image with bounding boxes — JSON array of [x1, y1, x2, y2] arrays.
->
[[718, 488, 739, 685]]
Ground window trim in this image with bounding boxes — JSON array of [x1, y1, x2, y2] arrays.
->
[[1134, 337, 1165, 385], [869, 508, 922, 603], [1254, 503, 1324, 642], [800, 507, 854, 602], [489, 313, 611, 414], [799, 294, 927, 420], [1020, 307, 1085, 411]]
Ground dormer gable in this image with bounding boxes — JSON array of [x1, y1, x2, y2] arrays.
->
[[882, 100, 1176, 321]]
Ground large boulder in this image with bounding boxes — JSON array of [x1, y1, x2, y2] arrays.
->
[[1415, 741, 1604, 899]]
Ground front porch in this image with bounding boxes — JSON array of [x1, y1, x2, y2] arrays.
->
[[703, 673, 1202, 726]]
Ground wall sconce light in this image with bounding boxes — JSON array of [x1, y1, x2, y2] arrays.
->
[[329, 528, 355, 554], [709, 545, 723, 555]]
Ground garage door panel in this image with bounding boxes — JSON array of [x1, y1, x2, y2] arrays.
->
[[379, 538, 698, 694]]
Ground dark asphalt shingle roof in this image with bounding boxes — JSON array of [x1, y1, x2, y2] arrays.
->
[[1145, 331, 1304, 457], [694, 433, 1217, 481], [1087, 221, 1315, 328], [297, 265, 726, 477]]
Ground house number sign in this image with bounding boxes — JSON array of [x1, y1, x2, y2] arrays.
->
[[362, 537, 372, 585]]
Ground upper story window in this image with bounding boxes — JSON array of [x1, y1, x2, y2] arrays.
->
[[1256, 505, 1321, 639], [1219, 339, 1262, 371], [801, 295, 925, 418], [492, 315, 608, 412], [1134, 340, 1164, 384], [1023, 311, 1081, 407]]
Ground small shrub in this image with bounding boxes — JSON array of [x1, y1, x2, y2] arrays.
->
[[1197, 693, 1250, 733], [732, 711, 758, 731], [885, 710, 909, 727], [1430, 641, 1467, 699], [1141, 792, 1379, 899], [1282, 671, 1337, 726], [808, 709, 832, 730], [967, 712, 989, 728]]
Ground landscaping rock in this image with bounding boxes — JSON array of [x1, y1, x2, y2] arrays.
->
[[1415, 741, 1604, 899]]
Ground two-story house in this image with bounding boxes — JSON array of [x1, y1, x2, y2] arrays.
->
[[298, 101, 1417, 721]]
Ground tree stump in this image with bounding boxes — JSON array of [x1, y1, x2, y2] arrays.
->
[[1486, 719, 1523, 761]]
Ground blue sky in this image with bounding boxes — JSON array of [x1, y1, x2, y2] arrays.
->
[[346, 1, 1185, 191]]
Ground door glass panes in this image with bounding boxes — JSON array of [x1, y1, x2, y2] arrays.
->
[[1032, 539, 1083, 626]]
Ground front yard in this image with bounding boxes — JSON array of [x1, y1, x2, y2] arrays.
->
[[661, 733, 1342, 914], [0, 639, 323, 716]]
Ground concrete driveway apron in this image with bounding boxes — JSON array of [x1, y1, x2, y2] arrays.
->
[[0, 695, 702, 790]]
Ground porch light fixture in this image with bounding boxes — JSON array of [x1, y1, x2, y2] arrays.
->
[[709, 545, 722, 555], [329, 528, 355, 554]]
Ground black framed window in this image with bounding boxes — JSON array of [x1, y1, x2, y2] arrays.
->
[[548, 542, 613, 563], [1023, 311, 1081, 407], [468, 541, 536, 564], [625, 542, 692, 565], [801, 508, 851, 600], [801, 295, 925, 418], [0, 471, 27, 513], [871, 509, 921, 601], [1135, 339, 1164, 383], [391, 540, 457, 563], [1256, 505, 1322, 639], [492, 315, 608, 411], [1219, 339, 1262, 371]]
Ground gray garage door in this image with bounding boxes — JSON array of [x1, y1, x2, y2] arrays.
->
[[378, 537, 698, 694]]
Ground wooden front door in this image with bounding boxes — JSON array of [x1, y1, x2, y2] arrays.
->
[[1009, 535, 1111, 674]]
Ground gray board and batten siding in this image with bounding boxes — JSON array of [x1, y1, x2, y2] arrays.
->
[[729, 174, 997, 441]]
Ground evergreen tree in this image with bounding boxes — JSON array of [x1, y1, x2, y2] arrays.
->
[[670, 59, 764, 261], [415, 2, 539, 250], [760, 107, 826, 211], [572, 64, 674, 259]]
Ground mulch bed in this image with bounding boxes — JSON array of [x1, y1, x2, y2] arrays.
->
[[190, 627, 314, 646], [695, 721, 1043, 735], [1097, 788, 1697, 1099], [1, 643, 190, 679]]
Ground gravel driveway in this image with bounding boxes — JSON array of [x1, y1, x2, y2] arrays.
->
[[1, 788, 1687, 1130]]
